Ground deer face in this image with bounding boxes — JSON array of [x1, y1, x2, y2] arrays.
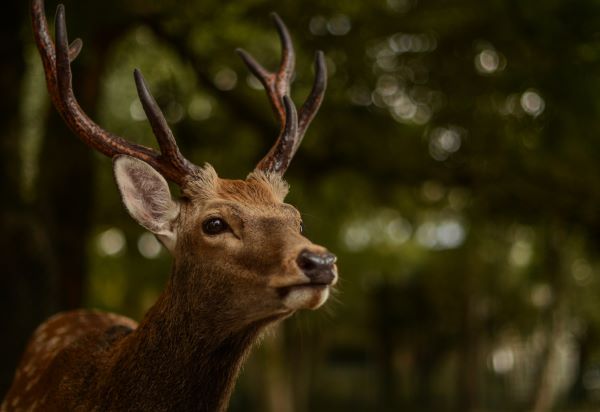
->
[[114, 157, 337, 323], [36, 1, 332, 323]]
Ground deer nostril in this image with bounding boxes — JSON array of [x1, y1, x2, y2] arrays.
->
[[297, 250, 336, 270], [296, 250, 337, 284]]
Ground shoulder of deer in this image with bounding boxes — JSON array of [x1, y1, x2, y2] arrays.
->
[[3, 310, 137, 411]]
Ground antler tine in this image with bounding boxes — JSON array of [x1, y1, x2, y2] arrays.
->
[[255, 95, 298, 173], [31, 0, 82, 114], [237, 13, 326, 175], [236, 13, 295, 123], [32, 0, 197, 186], [271, 12, 295, 94], [53, 5, 157, 167], [68, 38, 83, 61], [294, 50, 327, 156], [133, 69, 196, 174]]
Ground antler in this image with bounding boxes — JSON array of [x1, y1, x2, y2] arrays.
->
[[237, 13, 327, 175], [31, 0, 198, 186]]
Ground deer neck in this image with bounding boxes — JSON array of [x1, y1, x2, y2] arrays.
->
[[103, 261, 273, 412]]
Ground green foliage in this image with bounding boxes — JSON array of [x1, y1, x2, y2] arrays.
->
[[11, 0, 600, 410]]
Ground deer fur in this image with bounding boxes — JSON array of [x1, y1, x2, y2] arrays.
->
[[4, 2, 335, 409], [2, 158, 337, 411]]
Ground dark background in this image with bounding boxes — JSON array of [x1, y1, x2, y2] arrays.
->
[[2, 0, 600, 410]]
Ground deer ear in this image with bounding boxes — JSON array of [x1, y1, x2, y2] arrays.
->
[[113, 155, 180, 253]]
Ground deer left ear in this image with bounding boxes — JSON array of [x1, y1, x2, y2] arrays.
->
[[113, 155, 180, 253]]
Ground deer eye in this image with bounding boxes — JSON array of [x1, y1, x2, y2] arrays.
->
[[202, 217, 229, 235], [300, 221, 305, 234]]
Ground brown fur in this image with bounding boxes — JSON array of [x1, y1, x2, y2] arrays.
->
[[2, 166, 336, 411]]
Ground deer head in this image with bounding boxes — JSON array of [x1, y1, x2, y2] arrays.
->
[[1, 1, 338, 409], [32, 0, 336, 324]]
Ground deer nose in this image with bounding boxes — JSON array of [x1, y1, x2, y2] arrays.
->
[[296, 250, 337, 284]]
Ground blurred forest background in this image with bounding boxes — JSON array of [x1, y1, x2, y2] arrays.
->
[[1, 0, 600, 411]]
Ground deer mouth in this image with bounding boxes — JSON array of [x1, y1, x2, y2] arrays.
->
[[278, 282, 328, 295], [277, 283, 331, 310]]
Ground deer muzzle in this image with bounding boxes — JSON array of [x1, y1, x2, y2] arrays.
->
[[296, 249, 337, 285]]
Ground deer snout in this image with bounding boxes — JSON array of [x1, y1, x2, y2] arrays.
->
[[296, 249, 337, 285]]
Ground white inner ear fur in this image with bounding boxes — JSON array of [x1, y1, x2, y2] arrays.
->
[[113, 155, 180, 254]]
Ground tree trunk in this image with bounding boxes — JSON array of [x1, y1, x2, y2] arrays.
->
[[35, 109, 94, 310], [530, 227, 567, 412], [532, 309, 567, 412], [457, 253, 480, 412], [373, 282, 396, 411], [0, 15, 113, 397], [35, 29, 118, 311], [262, 328, 295, 412], [0, 1, 59, 398], [457, 294, 479, 411]]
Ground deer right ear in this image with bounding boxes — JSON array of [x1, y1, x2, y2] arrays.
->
[[113, 155, 180, 253]]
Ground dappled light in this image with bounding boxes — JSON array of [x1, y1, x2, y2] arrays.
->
[[415, 218, 466, 250], [521, 90, 546, 117], [474, 46, 505, 75], [342, 209, 412, 252], [137, 233, 163, 259], [2, 0, 600, 411], [96, 228, 127, 257], [428, 126, 463, 161]]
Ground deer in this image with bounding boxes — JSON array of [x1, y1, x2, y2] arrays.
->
[[2, 1, 336, 411]]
